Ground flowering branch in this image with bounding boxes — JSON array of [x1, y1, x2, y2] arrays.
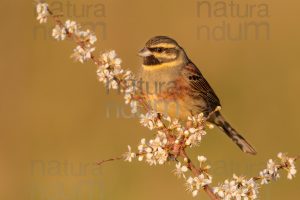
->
[[35, 1, 298, 199]]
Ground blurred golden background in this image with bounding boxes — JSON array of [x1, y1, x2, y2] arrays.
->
[[0, 0, 299, 199]]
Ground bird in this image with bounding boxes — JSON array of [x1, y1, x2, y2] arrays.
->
[[137, 36, 256, 155]]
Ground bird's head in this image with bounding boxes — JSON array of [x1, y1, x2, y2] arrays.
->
[[138, 36, 188, 69]]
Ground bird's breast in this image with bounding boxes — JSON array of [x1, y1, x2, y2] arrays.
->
[[140, 69, 196, 120]]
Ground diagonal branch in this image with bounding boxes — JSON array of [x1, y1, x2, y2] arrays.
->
[[35, 2, 298, 200]]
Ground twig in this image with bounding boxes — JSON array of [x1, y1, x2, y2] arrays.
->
[[96, 156, 123, 166]]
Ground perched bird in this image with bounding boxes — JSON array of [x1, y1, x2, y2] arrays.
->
[[138, 36, 256, 155]]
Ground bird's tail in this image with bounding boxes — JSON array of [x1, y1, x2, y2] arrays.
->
[[210, 111, 257, 155]]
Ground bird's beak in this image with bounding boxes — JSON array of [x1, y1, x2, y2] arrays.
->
[[138, 47, 152, 57]]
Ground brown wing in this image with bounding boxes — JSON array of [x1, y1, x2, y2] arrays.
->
[[181, 62, 221, 115]]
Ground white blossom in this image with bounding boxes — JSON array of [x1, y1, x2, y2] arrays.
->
[[187, 113, 205, 125], [130, 100, 138, 114], [124, 145, 135, 162], [97, 67, 111, 84], [266, 159, 278, 175], [97, 51, 126, 90], [213, 180, 238, 199], [137, 138, 146, 161], [214, 175, 259, 199], [258, 153, 298, 186], [36, 3, 49, 24], [100, 50, 122, 67], [277, 152, 297, 180], [198, 155, 207, 163], [185, 129, 206, 146], [186, 174, 212, 197], [72, 45, 95, 63], [186, 177, 197, 196], [180, 113, 207, 146], [97, 51, 139, 112], [155, 147, 168, 165], [124, 86, 135, 104], [259, 169, 270, 185], [65, 20, 78, 33], [145, 152, 156, 165], [52, 25, 66, 40], [246, 179, 259, 199], [138, 138, 146, 152], [174, 162, 188, 178], [139, 111, 158, 130], [287, 167, 297, 180], [149, 138, 162, 151], [135, 134, 169, 166], [259, 158, 280, 185], [194, 174, 212, 188], [107, 79, 119, 90], [75, 29, 97, 45]]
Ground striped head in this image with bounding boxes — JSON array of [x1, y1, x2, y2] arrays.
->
[[138, 36, 189, 69]]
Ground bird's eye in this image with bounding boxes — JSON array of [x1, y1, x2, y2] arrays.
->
[[156, 48, 163, 53]]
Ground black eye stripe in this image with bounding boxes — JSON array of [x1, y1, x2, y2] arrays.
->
[[149, 47, 177, 53], [149, 47, 164, 52]]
